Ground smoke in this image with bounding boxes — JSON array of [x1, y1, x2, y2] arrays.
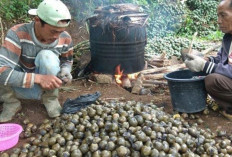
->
[[63, 0, 137, 22], [62, 0, 186, 39]]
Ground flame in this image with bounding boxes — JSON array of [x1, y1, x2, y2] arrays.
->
[[115, 65, 123, 84], [127, 72, 139, 80], [114, 65, 139, 85]]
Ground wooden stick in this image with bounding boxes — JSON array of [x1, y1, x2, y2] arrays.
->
[[188, 32, 198, 54], [141, 67, 167, 74], [143, 80, 167, 85], [149, 61, 169, 67], [143, 84, 159, 88], [148, 64, 157, 68], [0, 17, 4, 45], [141, 63, 186, 75], [166, 63, 186, 72], [144, 73, 164, 80]]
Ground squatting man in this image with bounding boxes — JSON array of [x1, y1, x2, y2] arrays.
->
[[184, 0, 232, 121], [0, 0, 73, 122]]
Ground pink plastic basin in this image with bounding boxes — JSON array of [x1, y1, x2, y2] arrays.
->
[[0, 123, 23, 151]]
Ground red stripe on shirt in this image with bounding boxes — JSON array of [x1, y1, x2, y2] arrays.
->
[[17, 31, 32, 41], [0, 67, 7, 73], [2, 40, 21, 56], [11, 24, 25, 31]]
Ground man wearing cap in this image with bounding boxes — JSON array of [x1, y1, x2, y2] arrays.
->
[[0, 0, 73, 122]]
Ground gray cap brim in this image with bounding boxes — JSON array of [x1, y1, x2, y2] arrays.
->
[[28, 9, 37, 15]]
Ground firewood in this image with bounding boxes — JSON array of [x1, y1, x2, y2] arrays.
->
[[144, 73, 164, 80], [141, 67, 167, 74], [149, 60, 170, 67], [131, 74, 144, 94], [143, 84, 160, 88], [143, 80, 167, 85], [188, 32, 198, 54], [122, 76, 132, 88], [141, 63, 185, 75], [90, 74, 113, 84], [0, 17, 4, 45], [165, 63, 186, 72]]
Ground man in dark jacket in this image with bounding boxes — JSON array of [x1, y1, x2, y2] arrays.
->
[[185, 0, 232, 120]]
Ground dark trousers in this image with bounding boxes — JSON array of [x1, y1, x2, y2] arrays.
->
[[205, 73, 232, 112]]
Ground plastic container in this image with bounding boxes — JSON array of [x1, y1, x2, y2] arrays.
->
[[0, 123, 23, 151], [164, 69, 207, 113]]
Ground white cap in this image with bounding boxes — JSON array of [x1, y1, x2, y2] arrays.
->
[[28, 0, 71, 27]]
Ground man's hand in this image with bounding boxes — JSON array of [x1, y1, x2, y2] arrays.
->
[[35, 74, 63, 90], [57, 68, 72, 84], [184, 54, 206, 72]]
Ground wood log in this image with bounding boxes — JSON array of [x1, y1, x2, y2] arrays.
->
[[143, 84, 160, 88], [165, 63, 186, 72], [148, 64, 157, 68], [0, 17, 4, 45], [149, 60, 170, 67], [122, 76, 132, 88], [150, 59, 169, 63], [141, 63, 186, 75], [143, 80, 167, 85], [131, 74, 144, 94], [91, 74, 113, 84], [141, 67, 167, 74], [144, 73, 164, 80]]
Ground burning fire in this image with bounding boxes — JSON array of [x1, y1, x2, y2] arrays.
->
[[114, 65, 139, 85], [115, 65, 124, 84]]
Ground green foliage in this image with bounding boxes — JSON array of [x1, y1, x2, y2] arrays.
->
[[145, 36, 211, 58], [202, 30, 224, 41], [177, 0, 220, 38], [145, 0, 186, 38], [0, 0, 41, 22]]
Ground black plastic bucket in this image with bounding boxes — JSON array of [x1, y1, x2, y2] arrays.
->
[[164, 69, 207, 113]]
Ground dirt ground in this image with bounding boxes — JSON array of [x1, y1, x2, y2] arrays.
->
[[0, 20, 232, 154]]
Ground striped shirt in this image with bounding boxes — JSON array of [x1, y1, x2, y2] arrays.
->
[[0, 22, 73, 88]]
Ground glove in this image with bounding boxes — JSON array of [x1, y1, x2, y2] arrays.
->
[[57, 68, 72, 83], [184, 54, 206, 72]]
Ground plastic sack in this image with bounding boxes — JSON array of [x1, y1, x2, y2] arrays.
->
[[61, 91, 101, 114]]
